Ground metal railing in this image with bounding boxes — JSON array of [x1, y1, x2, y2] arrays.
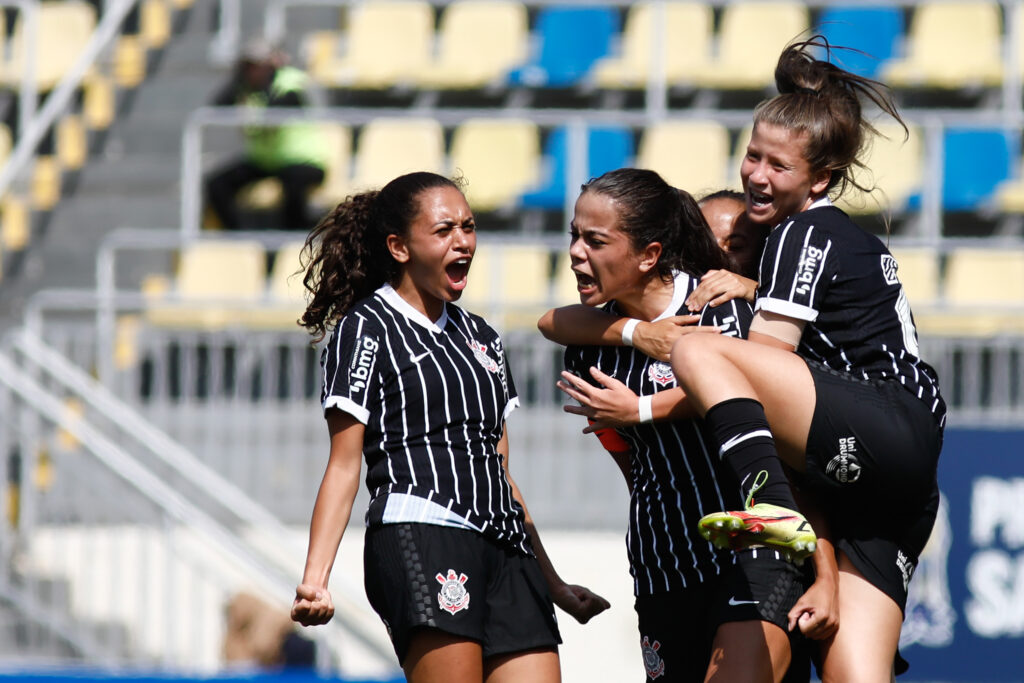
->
[[0, 327, 398, 675], [0, 0, 140, 200]]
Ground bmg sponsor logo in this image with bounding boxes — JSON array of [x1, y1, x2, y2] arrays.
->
[[349, 335, 379, 393], [794, 243, 826, 297]]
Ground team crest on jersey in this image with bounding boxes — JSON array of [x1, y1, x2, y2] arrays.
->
[[647, 362, 675, 386], [436, 569, 470, 615], [826, 436, 862, 484], [881, 254, 900, 285], [641, 636, 665, 679], [467, 339, 500, 374]]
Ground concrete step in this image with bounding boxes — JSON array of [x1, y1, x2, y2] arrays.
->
[[73, 156, 182, 195]]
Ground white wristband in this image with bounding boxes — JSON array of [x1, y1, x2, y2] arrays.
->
[[621, 318, 641, 346], [638, 395, 654, 423]]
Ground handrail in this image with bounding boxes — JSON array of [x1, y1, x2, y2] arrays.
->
[[181, 104, 1024, 242], [0, 0, 140, 199], [4, 329, 396, 669]]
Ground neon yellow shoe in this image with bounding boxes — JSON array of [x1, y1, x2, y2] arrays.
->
[[698, 471, 817, 562]]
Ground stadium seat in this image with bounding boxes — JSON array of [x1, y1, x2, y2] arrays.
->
[[0, 0, 98, 91], [417, 0, 529, 90], [637, 120, 731, 197], [56, 114, 87, 170], [836, 123, 924, 215], [693, 2, 809, 90], [245, 241, 309, 329], [139, 0, 172, 48], [816, 5, 903, 79], [889, 247, 940, 307], [592, 2, 713, 89], [449, 118, 540, 212], [552, 251, 581, 306], [306, 1, 434, 88], [461, 242, 551, 328], [239, 122, 352, 213], [350, 118, 444, 192], [940, 128, 1013, 211], [520, 125, 634, 210], [882, 2, 1003, 89], [506, 6, 617, 87], [146, 240, 267, 329], [944, 249, 1024, 306]]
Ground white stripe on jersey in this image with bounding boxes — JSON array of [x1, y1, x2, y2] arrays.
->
[[764, 219, 796, 301]]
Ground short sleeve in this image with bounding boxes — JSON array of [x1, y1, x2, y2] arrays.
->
[[320, 314, 383, 424], [755, 219, 836, 322], [698, 298, 754, 340]]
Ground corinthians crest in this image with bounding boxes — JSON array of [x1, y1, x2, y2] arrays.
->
[[467, 339, 500, 374], [641, 636, 665, 679], [647, 361, 675, 386], [436, 569, 471, 615]]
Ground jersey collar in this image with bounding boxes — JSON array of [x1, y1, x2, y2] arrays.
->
[[377, 284, 449, 333], [651, 271, 691, 322], [807, 196, 832, 210]]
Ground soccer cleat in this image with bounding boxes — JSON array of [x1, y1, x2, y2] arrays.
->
[[698, 471, 818, 562]]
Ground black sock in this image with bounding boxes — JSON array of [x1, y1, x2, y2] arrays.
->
[[704, 398, 797, 509]]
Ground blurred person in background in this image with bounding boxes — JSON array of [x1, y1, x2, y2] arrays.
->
[[290, 172, 608, 683], [204, 39, 327, 231]]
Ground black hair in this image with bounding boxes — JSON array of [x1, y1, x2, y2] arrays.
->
[[580, 168, 728, 281], [299, 171, 463, 341]]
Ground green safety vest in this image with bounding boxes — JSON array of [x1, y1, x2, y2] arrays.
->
[[243, 66, 328, 171]]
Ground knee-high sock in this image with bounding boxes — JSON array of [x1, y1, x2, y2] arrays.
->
[[704, 398, 797, 509]]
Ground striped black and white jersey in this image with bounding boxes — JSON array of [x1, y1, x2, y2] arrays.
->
[[321, 284, 531, 555], [756, 201, 946, 425], [565, 271, 753, 596]]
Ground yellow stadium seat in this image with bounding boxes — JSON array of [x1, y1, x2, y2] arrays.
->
[[461, 243, 551, 328], [241, 123, 353, 211], [309, 122, 353, 208], [944, 249, 1024, 306], [417, 0, 528, 90], [637, 120, 731, 197], [1, 1, 97, 91], [146, 240, 267, 329], [552, 252, 581, 307], [350, 118, 444, 192], [83, 74, 115, 130], [450, 119, 540, 212], [882, 2, 1003, 89], [31, 156, 61, 210], [245, 241, 309, 329], [1, 196, 30, 252], [309, 1, 433, 88], [836, 124, 924, 215], [140, 0, 172, 48], [57, 114, 87, 170], [693, 2, 808, 90], [889, 247, 940, 307], [593, 2, 712, 89]]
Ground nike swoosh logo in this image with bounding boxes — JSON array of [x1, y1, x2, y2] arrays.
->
[[410, 351, 430, 363], [728, 597, 759, 606]]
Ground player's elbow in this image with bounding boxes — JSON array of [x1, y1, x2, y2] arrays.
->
[[537, 308, 557, 340]]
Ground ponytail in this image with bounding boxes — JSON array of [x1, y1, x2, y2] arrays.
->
[[755, 37, 908, 201]]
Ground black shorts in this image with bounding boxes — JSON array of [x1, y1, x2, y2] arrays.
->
[[803, 361, 943, 611], [634, 549, 811, 682], [363, 523, 561, 664]]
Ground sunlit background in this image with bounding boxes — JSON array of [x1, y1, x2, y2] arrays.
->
[[0, 1, 1021, 681]]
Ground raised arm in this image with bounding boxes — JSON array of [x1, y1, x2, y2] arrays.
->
[[500, 424, 610, 625], [685, 269, 758, 312], [292, 410, 365, 627]]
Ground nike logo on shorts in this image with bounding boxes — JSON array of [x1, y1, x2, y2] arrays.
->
[[728, 597, 759, 606]]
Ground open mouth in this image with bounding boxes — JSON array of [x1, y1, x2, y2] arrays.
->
[[446, 257, 471, 289], [574, 271, 597, 293], [748, 189, 773, 210]]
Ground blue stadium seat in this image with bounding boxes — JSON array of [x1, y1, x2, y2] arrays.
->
[[520, 126, 634, 209], [816, 5, 903, 79], [506, 6, 617, 87], [941, 128, 1014, 211]]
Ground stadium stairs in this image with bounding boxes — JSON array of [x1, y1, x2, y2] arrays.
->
[[0, 0, 333, 331]]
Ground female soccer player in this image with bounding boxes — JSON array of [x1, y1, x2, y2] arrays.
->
[[540, 168, 811, 683], [290, 172, 608, 683], [669, 40, 945, 680]]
